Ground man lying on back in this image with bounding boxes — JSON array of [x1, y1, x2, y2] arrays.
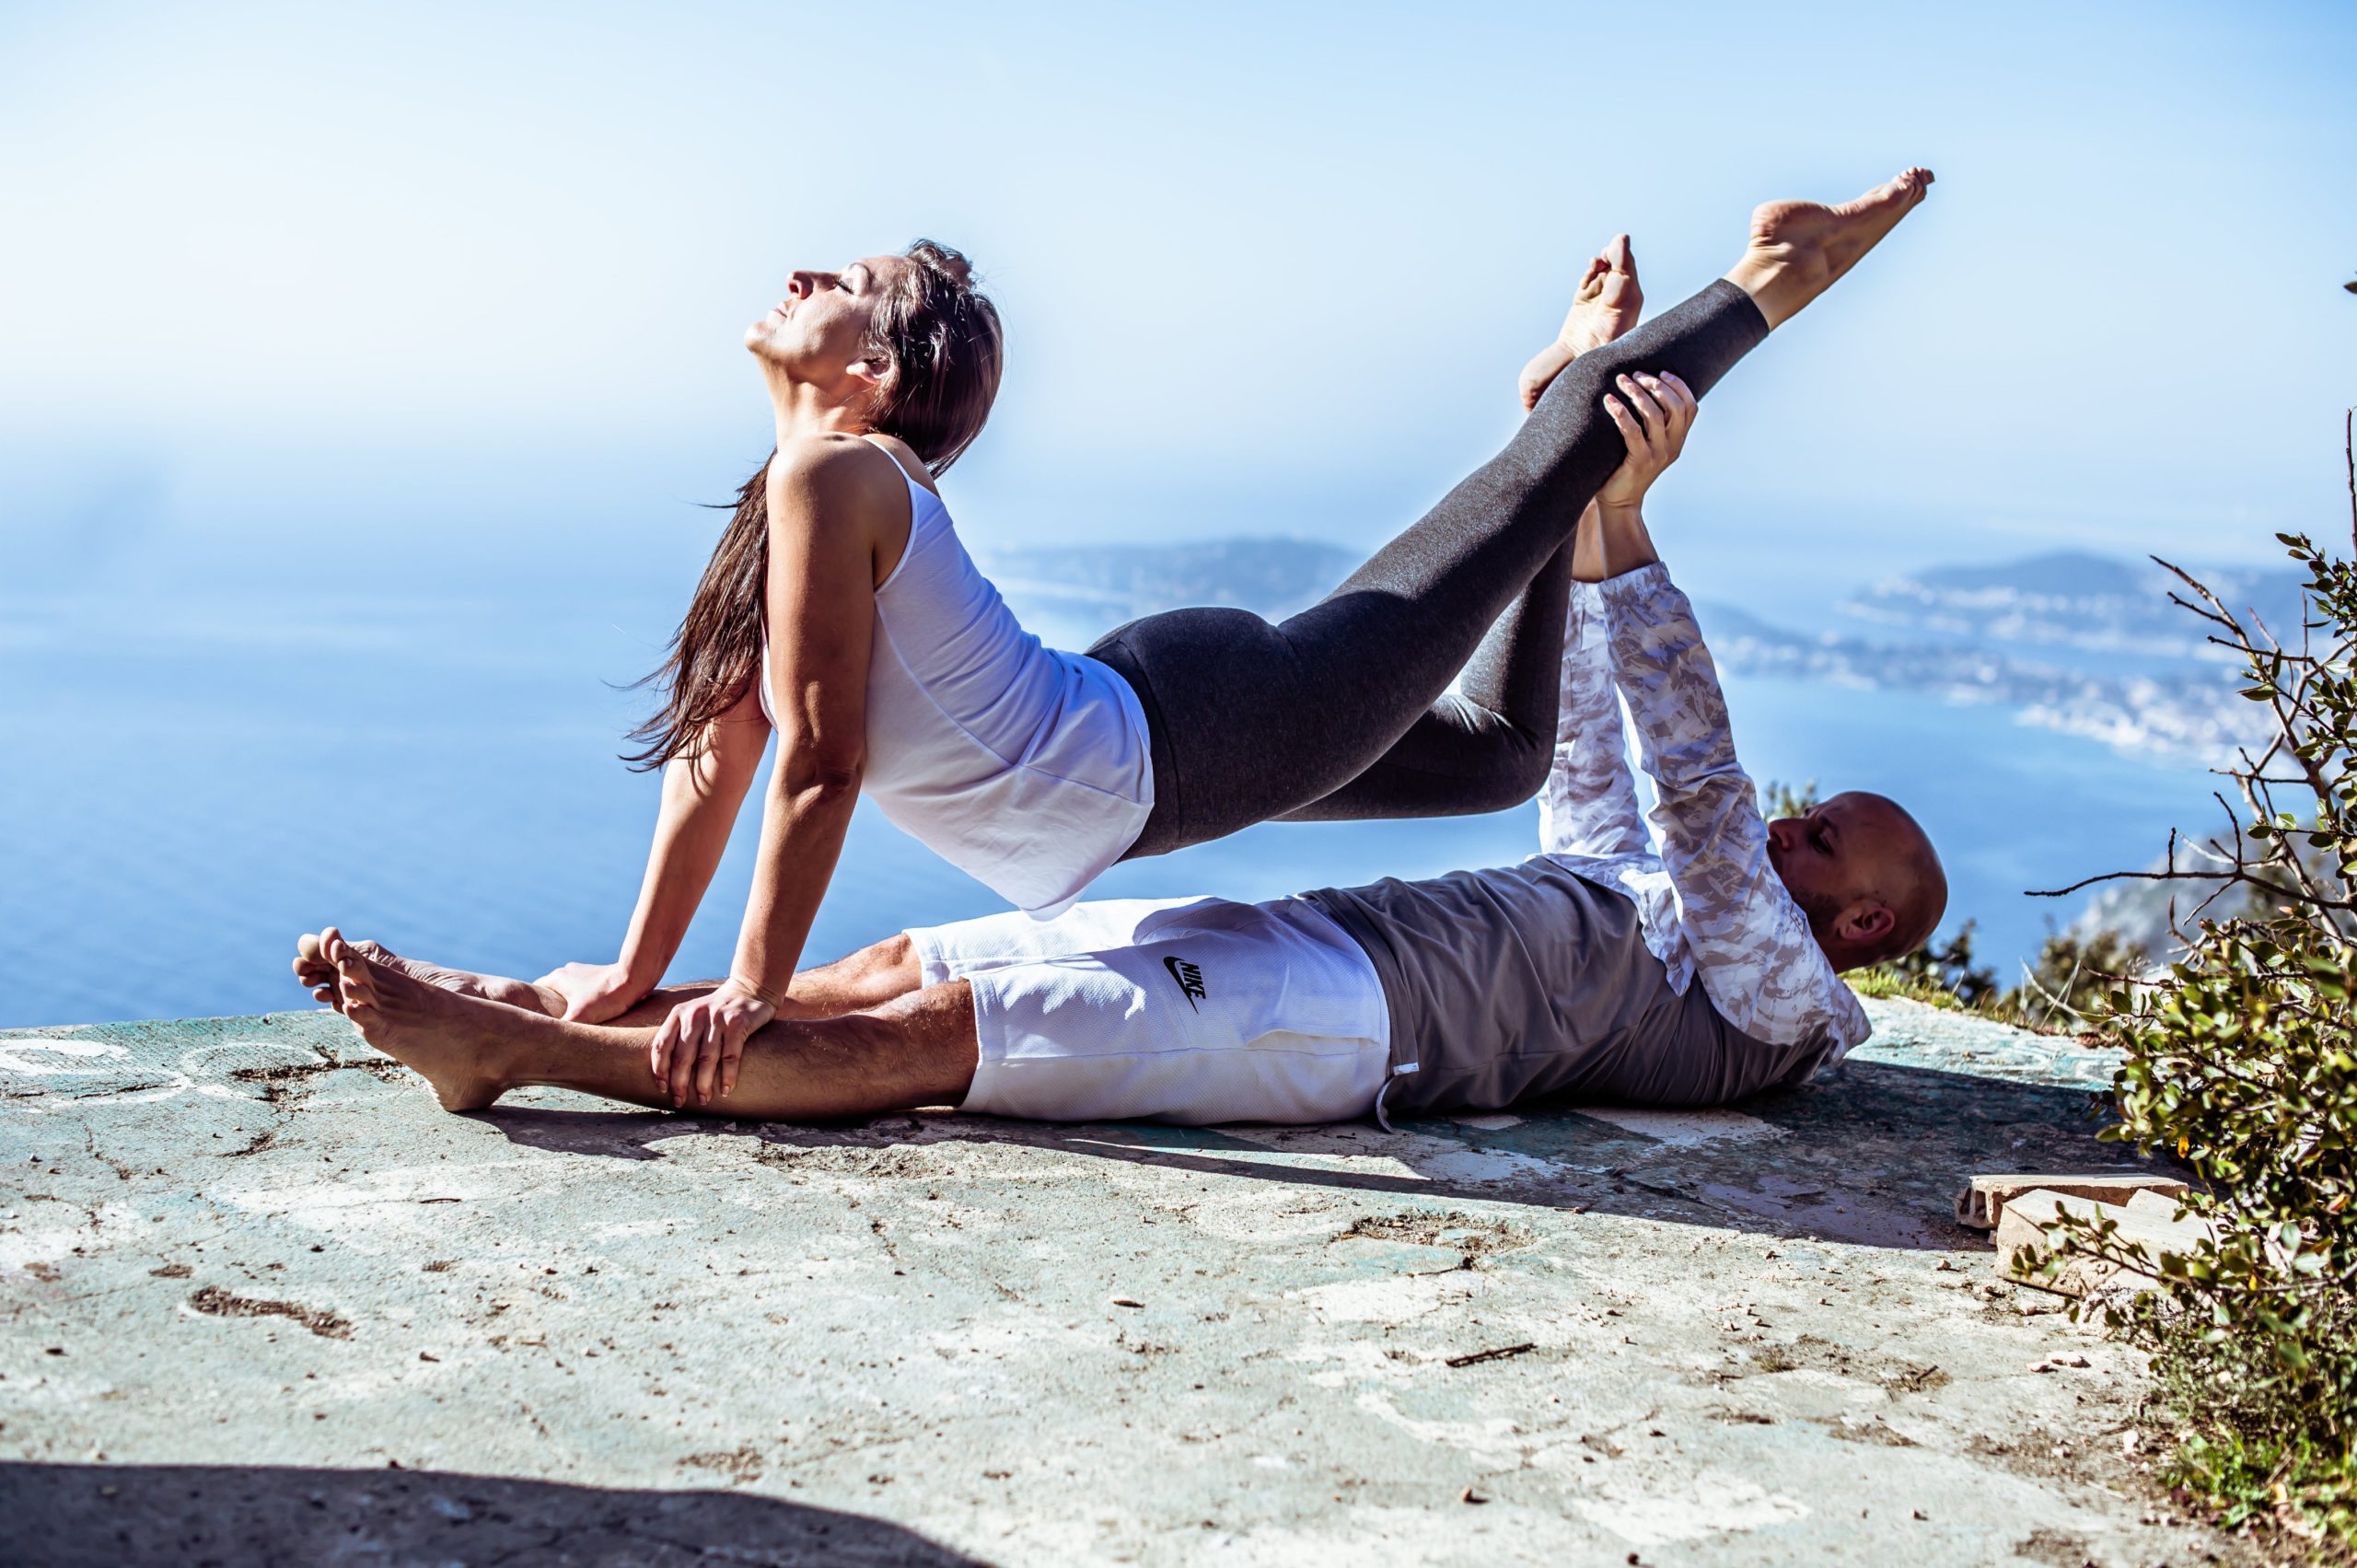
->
[[296, 367, 1946, 1127]]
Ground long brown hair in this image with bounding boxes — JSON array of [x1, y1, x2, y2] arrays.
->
[[623, 240, 1004, 771]]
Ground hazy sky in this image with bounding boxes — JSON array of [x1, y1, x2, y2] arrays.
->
[[5, 1, 2353, 603]]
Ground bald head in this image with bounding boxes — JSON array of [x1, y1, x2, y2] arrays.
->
[[1764, 790, 1947, 972], [1852, 793, 1946, 961]]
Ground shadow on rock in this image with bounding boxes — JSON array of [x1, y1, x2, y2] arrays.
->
[[463, 1056, 2146, 1253], [2, 1460, 984, 1567], [477, 1105, 772, 1161], [1014, 1059, 2130, 1251]]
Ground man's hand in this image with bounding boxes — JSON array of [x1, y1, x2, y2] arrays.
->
[[535, 960, 650, 1024], [1596, 371, 1697, 513], [650, 978, 778, 1108]]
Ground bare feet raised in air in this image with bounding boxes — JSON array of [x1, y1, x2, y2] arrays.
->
[[1518, 233, 1643, 411], [1725, 166, 1934, 330], [324, 933, 516, 1112], [294, 930, 557, 1016]]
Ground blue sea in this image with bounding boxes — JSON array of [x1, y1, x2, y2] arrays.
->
[[0, 572, 2216, 1029]]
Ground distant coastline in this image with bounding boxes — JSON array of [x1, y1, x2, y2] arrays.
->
[[1699, 605, 2266, 764], [983, 539, 2281, 768]]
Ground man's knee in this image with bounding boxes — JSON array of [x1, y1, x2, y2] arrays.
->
[[867, 978, 980, 1105], [843, 932, 920, 993], [873, 931, 917, 977]]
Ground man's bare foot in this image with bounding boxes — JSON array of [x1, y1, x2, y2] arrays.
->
[[1725, 167, 1933, 330], [295, 930, 558, 1016], [326, 933, 518, 1112], [1518, 234, 1643, 411]]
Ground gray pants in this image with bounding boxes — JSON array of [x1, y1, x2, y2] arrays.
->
[[1307, 860, 1829, 1118]]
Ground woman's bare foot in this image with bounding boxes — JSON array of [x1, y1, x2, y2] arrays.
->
[[1518, 234, 1643, 411], [295, 929, 558, 1015], [1725, 167, 1933, 329], [326, 933, 519, 1112]]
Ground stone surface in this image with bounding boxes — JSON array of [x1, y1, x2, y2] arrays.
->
[[1995, 1189, 2215, 1300], [1956, 1173, 2189, 1231], [2123, 1190, 2192, 1225], [2, 997, 2233, 1565]]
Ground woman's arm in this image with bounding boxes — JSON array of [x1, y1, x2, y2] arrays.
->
[[622, 688, 772, 988], [539, 641, 772, 1026], [651, 437, 902, 1109]]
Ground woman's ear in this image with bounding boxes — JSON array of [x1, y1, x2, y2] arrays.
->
[[845, 357, 888, 390]]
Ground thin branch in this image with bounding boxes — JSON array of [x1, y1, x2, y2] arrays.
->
[[2258, 681, 2339, 805], [2155, 557, 2242, 627], [2169, 592, 2236, 631], [2030, 860, 2357, 912], [2182, 875, 2251, 925], [2029, 866, 2212, 900]]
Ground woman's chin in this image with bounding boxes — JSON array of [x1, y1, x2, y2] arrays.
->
[[745, 325, 806, 371]]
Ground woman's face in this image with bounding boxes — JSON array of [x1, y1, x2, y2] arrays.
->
[[745, 255, 906, 388]]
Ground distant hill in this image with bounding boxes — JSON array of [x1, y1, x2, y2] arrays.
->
[[1843, 550, 2305, 660], [1693, 598, 2267, 761], [973, 534, 2283, 766], [980, 539, 2305, 668]]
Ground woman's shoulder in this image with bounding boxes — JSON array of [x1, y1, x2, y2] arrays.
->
[[766, 435, 911, 528], [772, 431, 903, 485]]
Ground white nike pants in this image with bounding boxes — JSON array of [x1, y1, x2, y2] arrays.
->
[[907, 895, 1391, 1126]]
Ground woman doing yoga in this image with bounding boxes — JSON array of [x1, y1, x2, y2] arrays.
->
[[329, 169, 1933, 1095]]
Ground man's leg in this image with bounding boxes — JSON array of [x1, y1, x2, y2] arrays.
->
[[1097, 169, 1932, 856], [327, 936, 975, 1119]]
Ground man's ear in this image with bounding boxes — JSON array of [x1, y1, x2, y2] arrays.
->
[[1838, 900, 1896, 950]]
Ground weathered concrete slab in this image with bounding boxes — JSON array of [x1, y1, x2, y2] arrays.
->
[[1994, 1189, 2214, 1302], [3, 999, 2229, 1565], [1957, 1173, 2189, 1231]]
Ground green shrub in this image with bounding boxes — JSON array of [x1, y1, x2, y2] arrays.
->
[[2009, 925, 2152, 1029], [2031, 526, 2357, 1551]]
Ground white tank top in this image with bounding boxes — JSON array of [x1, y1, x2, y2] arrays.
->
[[760, 453, 1154, 914]]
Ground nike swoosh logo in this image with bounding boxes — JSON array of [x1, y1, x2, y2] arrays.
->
[[1163, 955, 1202, 1010]]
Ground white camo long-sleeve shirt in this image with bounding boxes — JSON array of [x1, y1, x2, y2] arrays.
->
[[1535, 563, 1872, 1064]]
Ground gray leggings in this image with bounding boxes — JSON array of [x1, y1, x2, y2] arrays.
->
[[1088, 279, 1769, 859]]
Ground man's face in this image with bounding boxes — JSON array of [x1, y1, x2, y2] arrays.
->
[[1764, 791, 1919, 947]]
